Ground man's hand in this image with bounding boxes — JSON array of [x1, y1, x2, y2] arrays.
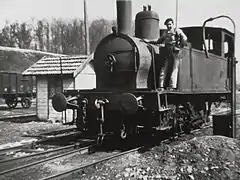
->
[[173, 46, 180, 52], [168, 41, 176, 45], [142, 38, 149, 43], [159, 44, 165, 48]]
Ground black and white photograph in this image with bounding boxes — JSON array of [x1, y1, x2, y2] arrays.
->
[[0, 0, 240, 179]]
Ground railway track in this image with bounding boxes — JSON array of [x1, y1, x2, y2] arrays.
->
[[0, 142, 95, 176], [0, 123, 212, 180], [0, 128, 88, 155], [0, 114, 36, 123], [41, 146, 144, 180], [22, 127, 78, 139], [40, 125, 212, 180], [0, 141, 37, 155]]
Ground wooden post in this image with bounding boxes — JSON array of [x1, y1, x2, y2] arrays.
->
[[59, 57, 63, 92], [175, 0, 178, 28], [84, 0, 90, 55], [232, 54, 237, 138]]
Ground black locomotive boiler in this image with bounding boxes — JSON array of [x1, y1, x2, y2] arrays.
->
[[52, 0, 234, 144]]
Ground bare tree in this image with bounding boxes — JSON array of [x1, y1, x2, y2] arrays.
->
[[89, 19, 113, 52], [36, 20, 44, 50]]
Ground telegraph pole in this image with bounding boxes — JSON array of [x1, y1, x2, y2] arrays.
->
[[175, 0, 179, 28], [84, 0, 90, 55]]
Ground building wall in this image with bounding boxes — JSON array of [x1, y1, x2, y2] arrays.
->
[[63, 78, 75, 89], [75, 64, 96, 89], [36, 65, 95, 122], [48, 76, 74, 122], [36, 76, 48, 120]]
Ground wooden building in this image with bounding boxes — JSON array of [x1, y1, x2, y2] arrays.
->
[[22, 55, 95, 121]]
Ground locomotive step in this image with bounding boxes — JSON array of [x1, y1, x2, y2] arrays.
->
[[158, 107, 172, 112]]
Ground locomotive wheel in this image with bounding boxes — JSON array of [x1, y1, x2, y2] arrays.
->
[[5, 98, 18, 108], [21, 98, 32, 108]]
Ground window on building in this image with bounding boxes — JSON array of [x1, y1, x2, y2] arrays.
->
[[48, 76, 62, 98]]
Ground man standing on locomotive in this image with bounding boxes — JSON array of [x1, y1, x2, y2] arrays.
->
[[147, 18, 187, 89]]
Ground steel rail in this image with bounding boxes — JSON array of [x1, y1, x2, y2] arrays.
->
[[0, 144, 78, 164], [0, 131, 81, 154], [40, 146, 144, 180], [0, 144, 94, 176], [42, 124, 212, 180], [38, 127, 77, 136], [0, 143, 35, 154]]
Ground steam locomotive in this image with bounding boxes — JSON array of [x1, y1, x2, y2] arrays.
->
[[52, 0, 234, 144]]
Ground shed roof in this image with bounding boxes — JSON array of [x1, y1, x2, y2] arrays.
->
[[22, 55, 93, 76]]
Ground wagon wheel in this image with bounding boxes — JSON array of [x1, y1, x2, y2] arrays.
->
[[5, 98, 18, 108], [21, 97, 32, 108]]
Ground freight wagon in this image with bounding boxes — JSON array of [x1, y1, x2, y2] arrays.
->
[[0, 71, 36, 108]]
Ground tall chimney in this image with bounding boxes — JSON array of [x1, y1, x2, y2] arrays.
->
[[116, 0, 132, 35]]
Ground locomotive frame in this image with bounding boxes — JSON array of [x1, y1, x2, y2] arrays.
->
[[52, 0, 235, 145]]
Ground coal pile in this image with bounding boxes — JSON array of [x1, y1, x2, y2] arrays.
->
[[79, 136, 240, 180]]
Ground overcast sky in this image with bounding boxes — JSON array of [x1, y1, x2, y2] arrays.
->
[[1, 0, 240, 81]]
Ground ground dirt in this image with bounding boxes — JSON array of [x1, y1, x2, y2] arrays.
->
[[1, 97, 240, 179], [76, 135, 240, 180], [0, 121, 74, 148]]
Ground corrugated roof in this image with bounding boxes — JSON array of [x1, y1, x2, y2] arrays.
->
[[22, 55, 88, 76]]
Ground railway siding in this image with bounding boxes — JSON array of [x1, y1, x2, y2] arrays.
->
[[0, 114, 37, 123]]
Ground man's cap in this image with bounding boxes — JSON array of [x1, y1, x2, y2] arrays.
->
[[164, 18, 174, 25]]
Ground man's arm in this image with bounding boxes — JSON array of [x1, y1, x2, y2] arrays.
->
[[144, 33, 166, 45], [177, 29, 187, 46], [145, 38, 161, 44]]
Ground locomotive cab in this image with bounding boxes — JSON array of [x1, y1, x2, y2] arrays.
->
[[159, 26, 234, 92], [180, 26, 234, 58]]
